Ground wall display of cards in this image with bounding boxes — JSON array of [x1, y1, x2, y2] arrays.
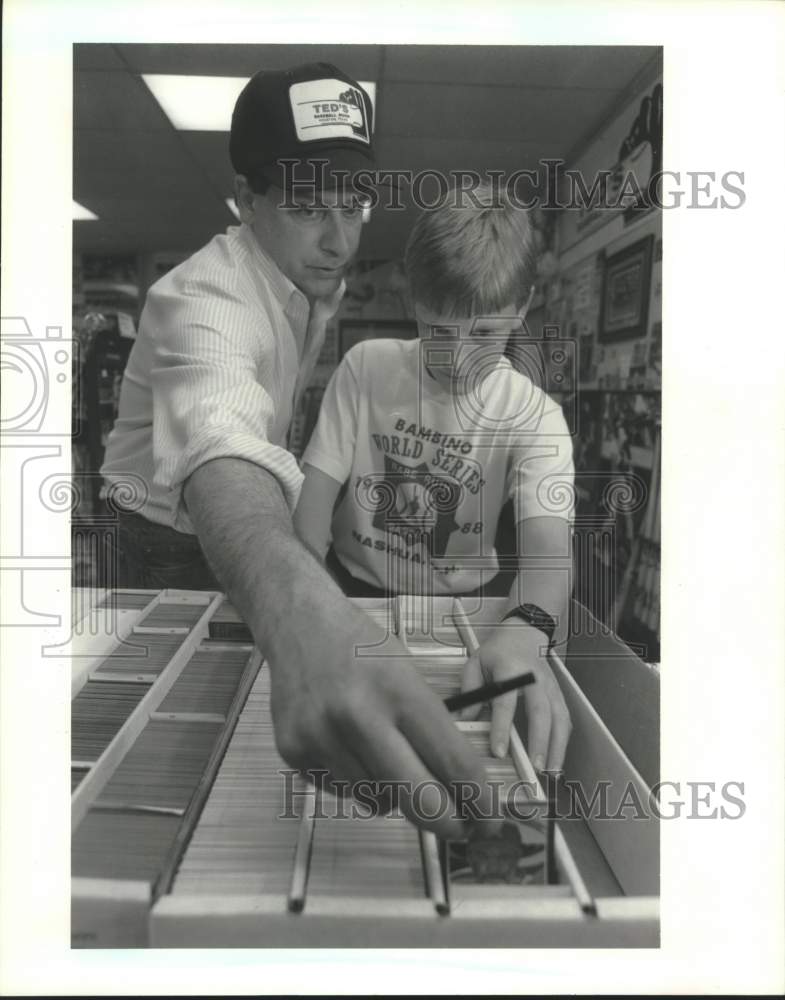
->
[[599, 235, 654, 343]]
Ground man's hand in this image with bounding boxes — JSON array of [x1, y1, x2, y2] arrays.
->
[[184, 458, 495, 840], [459, 621, 572, 771], [268, 604, 495, 840]]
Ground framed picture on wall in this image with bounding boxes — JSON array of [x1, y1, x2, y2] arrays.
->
[[599, 234, 655, 342], [338, 319, 418, 358]]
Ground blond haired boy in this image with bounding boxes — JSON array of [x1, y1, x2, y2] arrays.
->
[[295, 183, 573, 767]]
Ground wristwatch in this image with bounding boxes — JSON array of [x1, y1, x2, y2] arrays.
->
[[501, 603, 557, 648]]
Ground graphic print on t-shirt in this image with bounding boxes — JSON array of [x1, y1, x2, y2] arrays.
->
[[368, 452, 462, 558]]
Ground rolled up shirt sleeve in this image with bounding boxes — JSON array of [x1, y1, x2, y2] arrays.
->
[[147, 273, 303, 532]]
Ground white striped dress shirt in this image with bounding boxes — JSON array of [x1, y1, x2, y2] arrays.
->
[[101, 223, 341, 533]]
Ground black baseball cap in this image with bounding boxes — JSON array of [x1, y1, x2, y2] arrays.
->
[[230, 62, 375, 192]]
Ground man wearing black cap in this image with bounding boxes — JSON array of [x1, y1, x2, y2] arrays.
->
[[102, 63, 494, 837], [103, 63, 377, 578]]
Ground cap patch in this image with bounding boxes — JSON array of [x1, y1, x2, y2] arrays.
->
[[289, 78, 370, 145]]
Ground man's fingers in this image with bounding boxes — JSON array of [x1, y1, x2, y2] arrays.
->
[[300, 742, 369, 800], [489, 691, 518, 759], [300, 747, 401, 818], [395, 684, 496, 827], [354, 719, 471, 839], [458, 652, 484, 721], [524, 687, 553, 774]]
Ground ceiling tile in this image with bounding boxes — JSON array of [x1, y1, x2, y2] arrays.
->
[[75, 70, 171, 130], [73, 44, 127, 71], [178, 132, 236, 196], [72, 43, 659, 259], [380, 82, 617, 143], [115, 43, 383, 80], [560, 46, 661, 90], [74, 130, 219, 200], [382, 45, 658, 89]]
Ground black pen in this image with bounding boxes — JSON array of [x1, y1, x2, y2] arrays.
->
[[443, 671, 536, 713]]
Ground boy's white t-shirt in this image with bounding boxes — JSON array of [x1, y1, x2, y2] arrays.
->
[[302, 338, 574, 594]]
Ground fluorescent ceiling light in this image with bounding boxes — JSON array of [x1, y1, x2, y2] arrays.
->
[[225, 197, 241, 221], [143, 75, 246, 130], [143, 74, 376, 132], [73, 200, 98, 220]]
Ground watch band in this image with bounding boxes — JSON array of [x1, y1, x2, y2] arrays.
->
[[501, 603, 557, 647]]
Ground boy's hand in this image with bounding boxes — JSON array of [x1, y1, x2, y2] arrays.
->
[[459, 622, 572, 770]]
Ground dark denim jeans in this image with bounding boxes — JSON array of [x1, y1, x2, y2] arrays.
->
[[113, 510, 221, 590]]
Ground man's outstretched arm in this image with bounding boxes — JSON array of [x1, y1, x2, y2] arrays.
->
[[184, 456, 494, 838]]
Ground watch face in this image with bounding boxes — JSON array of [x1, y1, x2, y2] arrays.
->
[[515, 604, 556, 639], [520, 604, 544, 624]]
